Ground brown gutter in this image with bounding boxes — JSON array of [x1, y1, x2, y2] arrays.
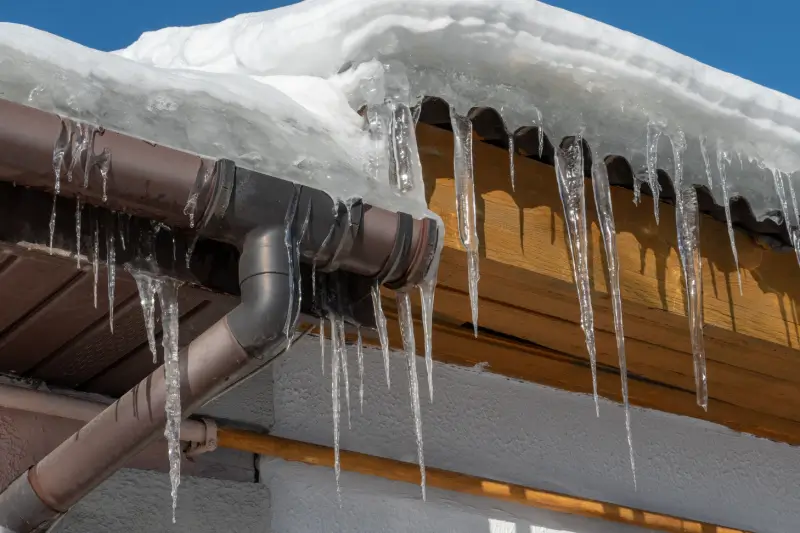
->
[[0, 98, 437, 289], [0, 99, 215, 228]]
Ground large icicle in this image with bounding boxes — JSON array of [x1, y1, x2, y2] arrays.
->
[[329, 314, 342, 496], [337, 315, 352, 429], [371, 282, 392, 388], [157, 279, 182, 523], [449, 107, 480, 337], [283, 188, 300, 345], [396, 291, 426, 500], [672, 132, 707, 409], [675, 186, 707, 409], [591, 154, 636, 487], [357, 327, 365, 413], [129, 269, 159, 363], [554, 137, 599, 416], [419, 273, 437, 403], [715, 143, 743, 293], [388, 102, 423, 193], [107, 226, 116, 333]]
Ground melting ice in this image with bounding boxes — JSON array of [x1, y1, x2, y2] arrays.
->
[[128, 267, 183, 521], [449, 108, 480, 337]]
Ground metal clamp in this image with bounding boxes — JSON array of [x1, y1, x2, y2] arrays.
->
[[184, 418, 218, 458]]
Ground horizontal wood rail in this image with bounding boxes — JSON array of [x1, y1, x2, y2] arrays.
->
[[218, 427, 748, 533]]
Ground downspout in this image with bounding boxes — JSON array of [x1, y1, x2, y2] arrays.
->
[[0, 100, 441, 532], [0, 224, 291, 533]]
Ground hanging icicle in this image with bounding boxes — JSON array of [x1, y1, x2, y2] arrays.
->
[[337, 315, 352, 430], [388, 102, 423, 193], [508, 134, 516, 192], [283, 188, 301, 346], [129, 268, 159, 364], [449, 107, 480, 337], [157, 279, 182, 523], [714, 143, 743, 293], [357, 327, 365, 413], [591, 153, 636, 487], [645, 121, 663, 224], [107, 225, 116, 333], [371, 282, 392, 388], [329, 314, 342, 496], [396, 291, 426, 500], [554, 136, 599, 416], [419, 274, 437, 403]]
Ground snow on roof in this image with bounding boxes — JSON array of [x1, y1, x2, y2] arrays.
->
[[2, 0, 799, 219]]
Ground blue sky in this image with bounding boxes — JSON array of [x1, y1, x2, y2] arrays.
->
[[2, 1, 795, 98]]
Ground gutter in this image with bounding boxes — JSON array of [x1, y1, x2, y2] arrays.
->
[[0, 99, 440, 532]]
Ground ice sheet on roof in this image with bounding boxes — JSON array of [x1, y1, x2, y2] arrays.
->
[[3, 0, 800, 219]]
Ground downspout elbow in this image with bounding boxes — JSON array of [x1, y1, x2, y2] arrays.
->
[[226, 226, 291, 358]]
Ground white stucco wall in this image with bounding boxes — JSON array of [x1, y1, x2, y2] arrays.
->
[[265, 336, 800, 533], [5, 335, 800, 532]]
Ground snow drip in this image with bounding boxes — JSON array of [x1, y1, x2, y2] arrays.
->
[[127, 266, 183, 520]]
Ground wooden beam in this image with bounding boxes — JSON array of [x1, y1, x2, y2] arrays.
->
[[385, 123, 800, 444], [219, 427, 749, 533]]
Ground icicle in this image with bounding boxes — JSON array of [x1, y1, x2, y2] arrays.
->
[[157, 280, 182, 523], [337, 316, 352, 430], [66, 123, 90, 183], [449, 107, 480, 337], [330, 315, 342, 496], [129, 269, 159, 364], [118, 213, 127, 251], [699, 136, 714, 192], [185, 235, 198, 270], [107, 227, 116, 333], [646, 121, 663, 224], [49, 124, 69, 254], [508, 134, 516, 192], [396, 291, 426, 500], [184, 165, 213, 229], [48, 196, 57, 255], [283, 188, 301, 345], [419, 274, 437, 403], [292, 205, 312, 335], [388, 103, 423, 193], [92, 220, 99, 309], [714, 143, 742, 294], [786, 174, 800, 268], [591, 155, 636, 487], [675, 185, 707, 409], [771, 169, 800, 267], [319, 317, 326, 375], [75, 197, 82, 269], [412, 104, 422, 126], [357, 327, 365, 414], [371, 282, 391, 388], [554, 137, 599, 416], [535, 109, 544, 159]]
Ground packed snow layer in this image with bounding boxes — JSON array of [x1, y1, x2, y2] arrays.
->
[[119, 0, 800, 220], [3, 0, 800, 219], [0, 24, 426, 216]]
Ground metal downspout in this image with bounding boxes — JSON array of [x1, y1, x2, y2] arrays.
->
[[0, 226, 290, 533]]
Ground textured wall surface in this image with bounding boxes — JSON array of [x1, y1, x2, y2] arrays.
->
[[267, 336, 800, 533], [4, 334, 800, 532], [57, 469, 269, 533]]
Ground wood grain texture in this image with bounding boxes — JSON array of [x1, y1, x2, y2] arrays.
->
[[373, 123, 800, 445]]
